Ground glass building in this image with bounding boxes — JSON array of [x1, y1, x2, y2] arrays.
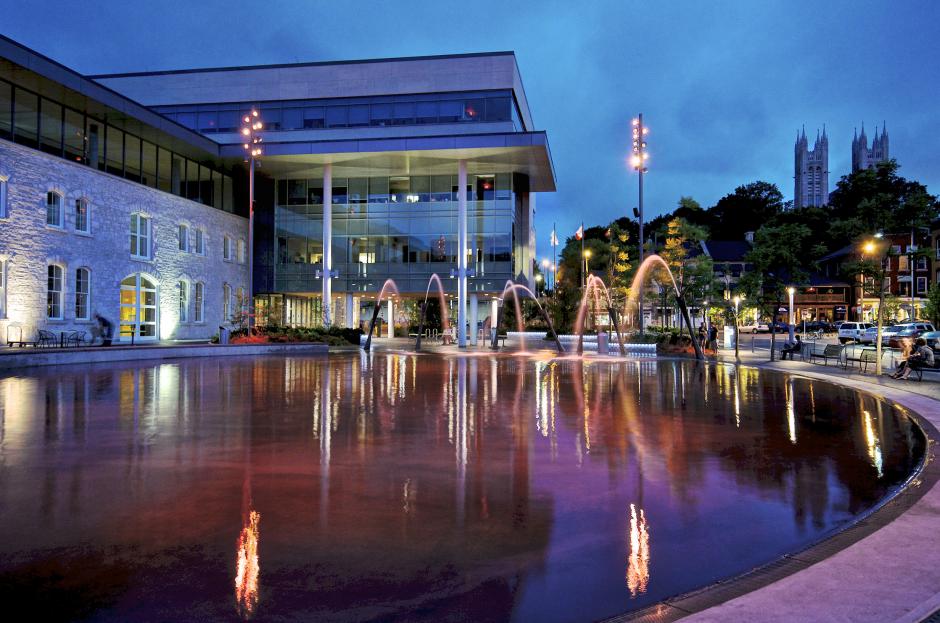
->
[[95, 52, 556, 342]]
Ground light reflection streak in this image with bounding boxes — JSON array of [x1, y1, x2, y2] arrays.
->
[[786, 379, 797, 444], [626, 503, 650, 597], [863, 410, 884, 477], [235, 508, 261, 619]]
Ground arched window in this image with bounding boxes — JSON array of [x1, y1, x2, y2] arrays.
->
[[223, 235, 233, 261], [237, 239, 247, 264], [0, 177, 8, 218], [75, 267, 90, 320], [46, 191, 63, 227], [130, 213, 151, 259], [194, 228, 205, 255], [47, 264, 63, 319], [178, 224, 190, 252], [75, 198, 89, 233], [120, 273, 158, 340], [193, 282, 204, 323], [178, 280, 189, 322], [223, 283, 232, 319]]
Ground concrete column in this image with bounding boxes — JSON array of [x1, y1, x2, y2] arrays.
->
[[491, 299, 498, 325], [457, 160, 468, 347], [322, 163, 333, 327], [345, 293, 354, 329], [353, 296, 360, 328], [470, 293, 479, 346], [386, 298, 394, 338]]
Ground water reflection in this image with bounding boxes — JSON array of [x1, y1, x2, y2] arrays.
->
[[0, 355, 925, 623], [626, 503, 651, 597]]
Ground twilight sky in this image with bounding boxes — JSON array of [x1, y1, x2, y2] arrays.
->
[[2, 0, 938, 257]]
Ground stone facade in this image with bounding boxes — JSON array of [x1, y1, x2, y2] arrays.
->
[[852, 123, 889, 172], [0, 138, 248, 343], [794, 126, 829, 208]]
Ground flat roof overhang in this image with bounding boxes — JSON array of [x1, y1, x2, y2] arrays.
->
[[219, 131, 556, 192]]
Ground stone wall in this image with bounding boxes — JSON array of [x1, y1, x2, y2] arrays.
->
[[0, 138, 248, 343]]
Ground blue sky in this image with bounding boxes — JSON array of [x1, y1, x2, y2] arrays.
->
[[2, 0, 938, 257]]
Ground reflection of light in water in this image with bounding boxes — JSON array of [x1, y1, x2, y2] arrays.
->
[[235, 509, 261, 619], [733, 369, 741, 427], [402, 478, 413, 514], [626, 503, 650, 597], [863, 410, 884, 477], [786, 379, 797, 444]]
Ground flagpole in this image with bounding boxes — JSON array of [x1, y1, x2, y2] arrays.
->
[[580, 221, 585, 289], [552, 222, 557, 294]]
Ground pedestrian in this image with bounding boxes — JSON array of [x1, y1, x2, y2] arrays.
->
[[708, 325, 718, 351], [93, 313, 113, 347], [781, 334, 802, 360], [893, 337, 935, 380]]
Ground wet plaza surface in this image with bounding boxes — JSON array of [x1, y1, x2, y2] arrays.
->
[[0, 353, 926, 622]]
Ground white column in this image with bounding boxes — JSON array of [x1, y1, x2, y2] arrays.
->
[[386, 298, 394, 338], [491, 299, 498, 326], [353, 296, 360, 328], [457, 159, 468, 347], [322, 163, 333, 327], [345, 293, 354, 329], [470, 293, 479, 346]]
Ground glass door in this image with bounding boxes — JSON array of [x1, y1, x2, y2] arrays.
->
[[120, 274, 159, 341]]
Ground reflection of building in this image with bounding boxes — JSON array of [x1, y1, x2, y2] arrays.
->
[[94, 52, 555, 336], [0, 36, 248, 342]]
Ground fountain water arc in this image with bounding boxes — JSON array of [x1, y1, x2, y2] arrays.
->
[[573, 275, 628, 356], [415, 273, 451, 352], [490, 281, 565, 354], [363, 279, 400, 351], [624, 255, 704, 360]]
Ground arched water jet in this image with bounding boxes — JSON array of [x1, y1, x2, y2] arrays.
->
[[490, 281, 565, 353], [363, 279, 400, 351], [624, 255, 704, 360], [573, 275, 627, 356], [415, 274, 451, 351]]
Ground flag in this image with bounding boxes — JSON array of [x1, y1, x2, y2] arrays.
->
[[550, 229, 558, 246], [575, 225, 583, 240]]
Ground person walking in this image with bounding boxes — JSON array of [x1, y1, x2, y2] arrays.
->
[[93, 313, 113, 347], [708, 324, 719, 352]]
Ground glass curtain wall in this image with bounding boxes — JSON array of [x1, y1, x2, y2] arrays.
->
[[274, 173, 515, 295]]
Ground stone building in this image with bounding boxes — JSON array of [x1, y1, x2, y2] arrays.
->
[[794, 126, 829, 208], [852, 123, 889, 172], [0, 35, 249, 343]]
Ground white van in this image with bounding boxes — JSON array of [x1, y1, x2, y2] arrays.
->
[[838, 322, 872, 343]]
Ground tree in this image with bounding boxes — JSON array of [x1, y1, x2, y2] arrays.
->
[[926, 285, 940, 327], [660, 217, 717, 312], [738, 223, 818, 360], [606, 222, 632, 307], [708, 181, 785, 239]]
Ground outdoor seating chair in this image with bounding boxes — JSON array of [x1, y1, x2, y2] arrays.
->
[[858, 350, 879, 373], [66, 331, 86, 347], [810, 344, 843, 366], [37, 329, 58, 348]]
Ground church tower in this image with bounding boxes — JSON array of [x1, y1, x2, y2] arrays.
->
[[852, 122, 889, 171], [794, 125, 829, 208]]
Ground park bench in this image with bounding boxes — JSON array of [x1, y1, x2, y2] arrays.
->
[[810, 344, 843, 366], [856, 349, 879, 373]]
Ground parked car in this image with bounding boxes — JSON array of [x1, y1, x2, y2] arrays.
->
[[859, 326, 879, 344], [838, 322, 873, 343], [800, 321, 836, 334], [921, 331, 940, 349], [885, 323, 936, 348], [739, 321, 770, 333]]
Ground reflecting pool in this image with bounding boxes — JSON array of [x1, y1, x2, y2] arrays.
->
[[0, 353, 925, 622]]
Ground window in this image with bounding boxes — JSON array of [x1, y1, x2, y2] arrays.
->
[[194, 228, 205, 255], [235, 287, 245, 318], [223, 283, 232, 320], [74, 198, 89, 233], [917, 277, 927, 294], [194, 282, 204, 323], [883, 277, 891, 292], [917, 257, 927, 270], [47, 265, 63, 319], [237, 239, 246, 264], [130, 213, 151, 259], [223, 235, 233, 261], [75, 267, 90, 320], [46, 191, 63, 227], [0, 178, 7, 218], [0, 260, 6, 318], [898, 256, 909, 272], [178, 224, 189, 251], [178, 280, 189, 322]]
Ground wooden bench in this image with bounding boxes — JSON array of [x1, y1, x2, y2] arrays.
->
[[810, 344, 843, 366]]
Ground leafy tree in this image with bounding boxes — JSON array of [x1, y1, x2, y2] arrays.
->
[[926, 285, 940, 326], [606, 222, 632, 306], [709, 181, 785, 239], [738, 223, 818, 360]]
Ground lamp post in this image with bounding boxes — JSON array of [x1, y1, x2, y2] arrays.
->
[[541, 258, 551, 293], [632, 115, 648, 335], [787, 286, 795, 342], [583, 249, 592, 287], [733, 295, 742, 360], [863, 234, 888, 375], [241, 110, 263, 332]]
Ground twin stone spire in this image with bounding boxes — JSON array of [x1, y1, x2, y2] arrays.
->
[[794, 122, 890, 209]]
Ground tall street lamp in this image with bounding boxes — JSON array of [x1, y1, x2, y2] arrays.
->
[[787, 286, 795, 342], [862, 234, 888, 375], [632, 114, 648, 335], [241, 110, 263, 332], [583, 249, 592, 287], [541, 258, 551, 292], [733, 295, 742, 360]]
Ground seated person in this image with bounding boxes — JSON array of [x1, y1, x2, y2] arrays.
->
[[781, 334, 802, 360], [894, 337, 936, 380]]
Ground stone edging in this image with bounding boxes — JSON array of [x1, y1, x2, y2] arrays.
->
[[604, 359, 940, 623], [0, 342, 329, 370]]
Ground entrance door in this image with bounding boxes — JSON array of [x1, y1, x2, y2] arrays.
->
[[120, 274, 158, 341]]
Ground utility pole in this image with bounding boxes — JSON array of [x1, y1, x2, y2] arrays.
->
[[632, 114, 648, 334]]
